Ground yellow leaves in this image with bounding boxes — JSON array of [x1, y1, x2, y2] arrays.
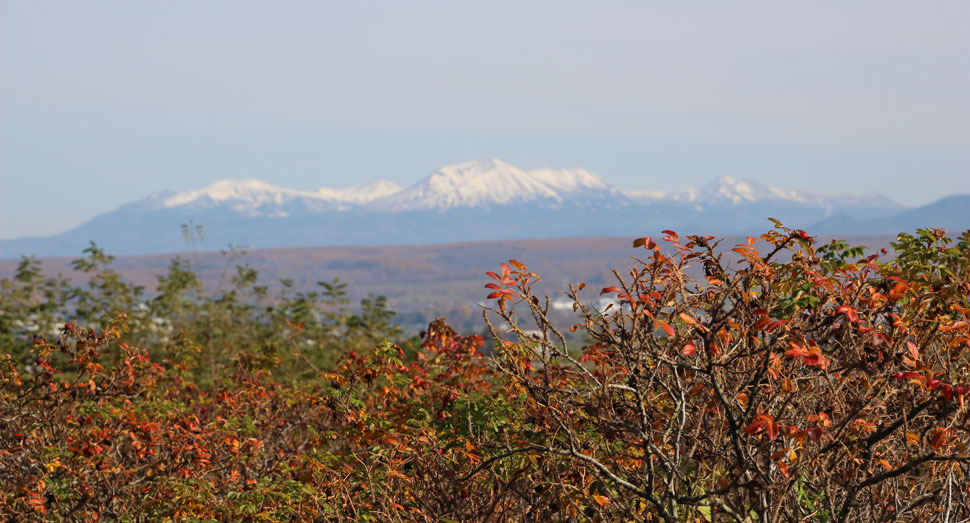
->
[[221, 437, 241, 453], [905, 432, 921, 446], [44, 458, 61, 473], [461, 439, 482, 463], [736, 392, 748, 408]]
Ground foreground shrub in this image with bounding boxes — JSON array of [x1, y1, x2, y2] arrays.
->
[[482, 226, 969, 520], [0, 225, 967, 521]]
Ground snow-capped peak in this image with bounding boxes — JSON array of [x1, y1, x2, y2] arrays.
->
[[697, 175, 778, 204], [621, 175, 778, 204], [527, 167, 611, 193], [374, 159, 613, 211], [317, 179, 402, 204], [623, 175, 900, 213], [161, 178, 319, 208]]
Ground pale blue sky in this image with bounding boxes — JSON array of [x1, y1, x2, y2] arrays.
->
[[1, 1, 968, 239]]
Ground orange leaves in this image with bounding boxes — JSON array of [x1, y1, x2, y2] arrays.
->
[[939, 320, 969, 332], [903, 340, 921, 368], [386, 469, 411, 481], [906, 340, 920, 361], [662, 230, 680, 244], [678, 312, 700, 328], [745, 411, 780, 441], [485, 260, 525, 303], [929, 428, 951, 451], [632, 237, 659, 251], [765, 419, 780, 441], [784, 340, 829, 370], [222, 437, 241, 453], [655, 319, 675, 338], [485, 262, 514, 287], [681, 342, 698, 356], [776, 461, 790, 478], [24, 485, 47, 514], [732, 245, 759, 258], [886, 277, 911, 300], [836, 305, 859, 323], [460, 439, 482, 464], [591, 494, 611, 507], [752, 316, 786, 333]]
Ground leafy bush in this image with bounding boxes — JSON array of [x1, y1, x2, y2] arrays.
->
[[0, 225, 967, 521], [481, 225, 969, 520], [0, 243, 406, 384]]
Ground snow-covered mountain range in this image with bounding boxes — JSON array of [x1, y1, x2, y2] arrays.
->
[[143, 159, 613, 215], [141, 159, 896, 214], [2, 159, 966, 258]]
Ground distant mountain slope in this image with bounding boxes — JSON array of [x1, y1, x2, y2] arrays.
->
[[812, 195, 970, 234], [4, 158, 959, 259]]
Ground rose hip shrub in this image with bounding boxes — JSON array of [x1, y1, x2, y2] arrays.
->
[[1, 225, 967, 522], [481, 226, 969, 521]]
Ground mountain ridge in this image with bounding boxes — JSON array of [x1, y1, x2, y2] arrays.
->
[[2, 159, 964, 259]]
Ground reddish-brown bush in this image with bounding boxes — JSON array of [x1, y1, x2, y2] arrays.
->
[[481, 226, 969, 520], [0, 225, 967, 521]]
